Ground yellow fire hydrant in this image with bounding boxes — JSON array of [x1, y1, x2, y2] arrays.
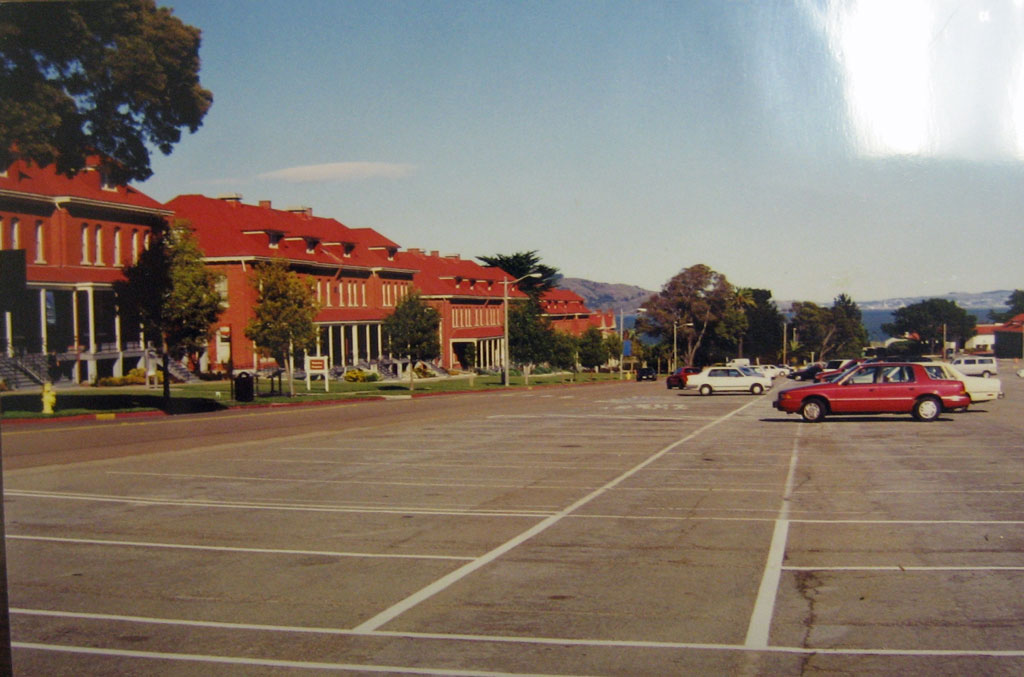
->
[[41, 381, 56, 415]]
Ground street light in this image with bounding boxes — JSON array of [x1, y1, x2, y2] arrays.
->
[[502, 272, 541, 387]]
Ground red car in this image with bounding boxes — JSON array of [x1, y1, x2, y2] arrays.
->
[[773, 362, 970, 422], [665, 366, 700, 389]]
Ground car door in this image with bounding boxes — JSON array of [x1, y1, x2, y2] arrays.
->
[[831, 365, 884, 413], [873, 365, 919, 412]]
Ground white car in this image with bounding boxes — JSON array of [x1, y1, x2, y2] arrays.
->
[[922, 362, 1003, 403], [686, 366, 773, 395], [950, 355, 998, 378], [753, 364, 781, 379]]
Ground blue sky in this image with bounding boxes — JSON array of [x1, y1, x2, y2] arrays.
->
[[141, 0, 1024, 304]]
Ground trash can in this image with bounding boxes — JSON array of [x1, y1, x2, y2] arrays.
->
[[234, 371, 254, 402]]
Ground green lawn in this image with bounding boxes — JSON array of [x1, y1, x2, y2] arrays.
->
[[1, 371, 624, 419]]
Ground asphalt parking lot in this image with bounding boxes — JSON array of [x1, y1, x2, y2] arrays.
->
[[3, 363, 1024, 675]]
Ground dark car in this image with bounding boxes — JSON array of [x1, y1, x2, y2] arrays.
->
[[773, 362, 971, 422], [787, 364, 823, 381], [636, 367, 657, 381]]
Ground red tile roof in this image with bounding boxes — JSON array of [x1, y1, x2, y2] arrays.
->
[[395, 249, 526, 300], [0, 158, 169, 213], [167, 194, 413, 272]]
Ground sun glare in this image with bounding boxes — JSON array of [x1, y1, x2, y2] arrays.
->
[[826, 0, 934, 156]]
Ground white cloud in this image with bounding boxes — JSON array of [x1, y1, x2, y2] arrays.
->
[[257, 162, 416, 183]]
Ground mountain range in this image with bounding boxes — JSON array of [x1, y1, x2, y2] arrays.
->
[[557, 277, 1014, 315]]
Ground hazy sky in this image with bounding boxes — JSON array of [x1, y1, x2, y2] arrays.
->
[[141, 0, 1024, 303]]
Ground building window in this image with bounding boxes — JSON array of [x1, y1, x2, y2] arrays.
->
[[113, 227, 121, 265], [81, 224, 90, 264], [94, 224, 104, 265], [10, 218, 20, 250], [131, 230, 140, 263], [215, 276, 229, 308], [34, 221, 45, 263]]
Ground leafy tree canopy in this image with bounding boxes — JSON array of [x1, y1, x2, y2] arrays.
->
[[788, 294, 867, 362], [115, 222, 223, 402], [477, 250, 558, 298], [635, 263, 735, 367], [990, 290, 1024, 323], [577, 326, 610, 369], [0, 0, 213, 182], [382, 291, 441, 362], [508, 298, 555, 366], [882, 298, 975, 352], [245, 258, 320, 395]]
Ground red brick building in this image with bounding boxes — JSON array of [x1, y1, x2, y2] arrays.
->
[[395, 248, 526, 371], [167, 194, 419, 372], [0, 158, 170, 383], [1, 163, 615, 385], [538, 288, 616, 337]]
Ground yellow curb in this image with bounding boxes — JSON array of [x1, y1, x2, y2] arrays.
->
[[95, 413, 116, 420]]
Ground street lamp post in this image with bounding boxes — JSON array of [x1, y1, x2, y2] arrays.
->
[[502, 273, 541, 387]]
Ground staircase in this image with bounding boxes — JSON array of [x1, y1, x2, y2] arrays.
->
[[0, 354, 45, 390], [147, 350, 193, 383]]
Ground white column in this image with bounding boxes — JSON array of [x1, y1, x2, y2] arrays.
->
[[351, 324, 360, 365], [86, 286, 96, 353], [339, 325, 347, 367], [328, 325, 335, 365], [38, 288, 47, 353], [4, 311, 12, 357], [364, 324, 371, 362]]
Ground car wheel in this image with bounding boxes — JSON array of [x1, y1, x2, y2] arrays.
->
[[750, 383, 764, 395], [912, 396, 941, 422], [982, 371, 992, 378], [800, 398, 826, 422], [699, 384, 713, 396]]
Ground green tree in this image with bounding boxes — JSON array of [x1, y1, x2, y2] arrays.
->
[[477, 250, 559, 298], [382, 291, 440, 390], [990, 290, 1024, 322], [882, 298, 976, 354], [830, 293, 869, 357], [115, 222, 223, 406], [635, 264, 736, 368], [507, 298, 557, 382], [789, 294, 867, 362], [577, 326, 610, 370], [550, 331, 579, 371], [740, 289, 785, 363], [245, 258, 320, 397], [0, 0, 213, 182]]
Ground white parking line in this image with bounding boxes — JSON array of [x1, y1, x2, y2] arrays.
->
[[6, 535, 474, 561], [4, 490, 556, 517], [352, 397, 764, 634], [744, 426, 803, 649]]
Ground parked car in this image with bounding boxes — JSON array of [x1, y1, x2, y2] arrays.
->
[[921, 362, 1003, 403], [665, 367, 687, 389], [636, 367, 657, 381], [686, 366, 773, 395], [752, 364, 782, 379], [814, 359, 863, 382], [788, 364, 824, 381], [773, 362, 971, 422], [950, 355, 999, 378]]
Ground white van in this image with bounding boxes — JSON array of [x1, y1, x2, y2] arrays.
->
[[950, 355, 998, 378]]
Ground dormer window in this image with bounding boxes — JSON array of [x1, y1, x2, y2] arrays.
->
[[99, 167, 117, 191], [268, 232, 282, 249], [304, 237, 319, 254], [343, 242, 355, 258], [387, 246, 397, 261]]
